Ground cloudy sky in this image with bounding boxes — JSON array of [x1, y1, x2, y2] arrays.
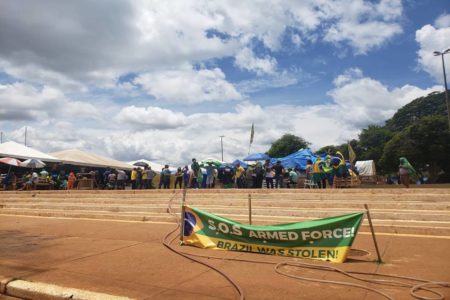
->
[[0, 0, 449, 165]]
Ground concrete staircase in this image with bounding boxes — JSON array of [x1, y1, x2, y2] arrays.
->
[[1, 188, 449, 236]]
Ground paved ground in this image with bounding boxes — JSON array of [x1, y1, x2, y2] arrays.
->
[[1, 215, 449, 300]]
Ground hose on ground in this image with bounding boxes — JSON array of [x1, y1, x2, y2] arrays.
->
[[163, 190, 449, 300], [162, 190, 245, 300]]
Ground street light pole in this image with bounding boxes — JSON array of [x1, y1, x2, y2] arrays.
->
[[434, 48, 450, 130], [219, 135, 225, 161]]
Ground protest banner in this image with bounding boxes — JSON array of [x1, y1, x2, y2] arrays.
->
[[182, 206, 364, 263]]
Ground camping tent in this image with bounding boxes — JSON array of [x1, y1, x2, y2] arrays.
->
[[271, 149, 317, 170], [355, 160, 376, 176], [51, 149, 133, 170], [0, 141, 60, 162], [243, 153, 270, 161]]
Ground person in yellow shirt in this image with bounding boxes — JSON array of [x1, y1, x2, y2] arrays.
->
[[312, 157, 326, 189], [131, 168, 137, 189], [234, 163, 245, 188]]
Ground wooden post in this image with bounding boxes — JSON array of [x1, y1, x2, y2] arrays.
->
[[364, 204, 382, 263], [180, 187, 187, 244], [248, 194, 252, 225]]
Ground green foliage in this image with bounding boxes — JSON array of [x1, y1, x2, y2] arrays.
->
[[385, 92, 447, 132], [267, 134, 310, 157], [358, 125, 393, 168], [380, 115, 450, 181], [265, 92, 450, 181], [316, 145, 341, 155]]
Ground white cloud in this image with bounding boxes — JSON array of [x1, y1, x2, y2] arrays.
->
[[236, 69, 306, 94], [134, 66, 242, 103], [115, 106, 187, 129], [3, 0, 440, 166], [234, 47, 278, 75], [3, 73, 441, 165], [435, 13, 450, 29], [416, 22, 450, 82], [321, 0, 403, 54], [333, 68, 363, 86], [0, 0, 405, 91], [328, 69, 443, 127], [0, 82, 99, 121]]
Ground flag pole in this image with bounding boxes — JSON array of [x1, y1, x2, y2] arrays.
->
[[364, 204, 382, 263], [180, 186, 187, 244], [248, 123, 254, 155]]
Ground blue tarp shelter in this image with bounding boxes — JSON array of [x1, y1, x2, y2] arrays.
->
[[231, 159, 248, 168], [243, 153, 270, 161], [271, 149, 317, 170]]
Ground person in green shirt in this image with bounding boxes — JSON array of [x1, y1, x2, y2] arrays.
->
[[399, 157, 416, 188], [322, 155, 334, 188], [288, 168, 298, 188], [190, 158, 200, 188]]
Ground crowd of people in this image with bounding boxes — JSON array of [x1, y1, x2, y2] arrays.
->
[[1, 155, 419, 190]]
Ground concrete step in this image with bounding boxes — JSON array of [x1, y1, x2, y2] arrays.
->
[[2, 189, 450, 236], [2, 199, 449, 211], [1, 209, 449, 236], [2, 188, 450, 198], [1, 203, 449, 222]]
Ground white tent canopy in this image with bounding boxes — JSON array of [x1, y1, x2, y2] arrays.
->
[[51, 149, 133, 170], [355, 160, 376, 176], [0, 141, 60, 162], [128, 159, 176, 172]]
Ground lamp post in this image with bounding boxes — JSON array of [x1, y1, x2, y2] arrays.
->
[[219, 135, 225, 161], [434, 48, 450, 130]]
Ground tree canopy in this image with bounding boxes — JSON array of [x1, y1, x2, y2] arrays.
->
[[264, 92, 449, 182], [379, 115, 450, 181], [267, 134, 310, 158]]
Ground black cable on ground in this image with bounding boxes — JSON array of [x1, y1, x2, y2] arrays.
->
[[162, 190, 245, 300], [163, 190, 450, 300]]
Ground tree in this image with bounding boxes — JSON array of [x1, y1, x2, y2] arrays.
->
[[379, 116, 450, 182], [385, 92, 447, 132], [267, 134, 310, 157], [358, 125, 393, 167], [316, 145, 341, 155]]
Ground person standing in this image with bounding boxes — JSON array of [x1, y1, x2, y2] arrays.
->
[[235, 163, 245, 188], [144, 167, 155, 189], [399, 157, 416, 188], [190, 159, 200, 188], [273, 161, 285, 188], [158, 168, 164, 189], [103, 168, 111, 189], [116, 169, 127, 189], [205, 163, 216, 188], [136, 168, 143, 189], [174, 167, 183, 189], [182, 165, 190, 188], [130, 168, 137, 189], [67, 171, 76, 190], [322, 155, 334, 188], [288, 168, 299, 188], [253, 162, 264, 188], [264, 160, 274, 189], [162, 165, 171, 189], [312, 157, 326, 189]]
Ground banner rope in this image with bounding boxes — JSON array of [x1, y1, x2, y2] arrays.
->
[[163, 191, 450, 300]]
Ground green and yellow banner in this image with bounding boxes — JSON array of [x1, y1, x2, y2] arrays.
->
[[182, 206, 364, 263]]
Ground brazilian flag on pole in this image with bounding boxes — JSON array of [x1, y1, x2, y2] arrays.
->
[[250, 123, 255, 144], [348, 143, 356, 165]]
